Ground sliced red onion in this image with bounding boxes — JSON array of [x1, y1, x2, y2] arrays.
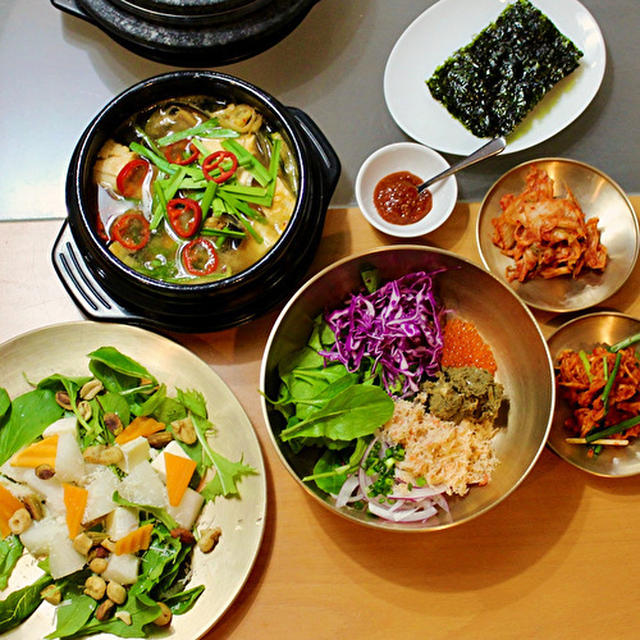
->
[[334, 474, 362, 508]]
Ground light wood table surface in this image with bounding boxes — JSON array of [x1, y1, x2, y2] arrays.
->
[[1, 201, 640, 639]]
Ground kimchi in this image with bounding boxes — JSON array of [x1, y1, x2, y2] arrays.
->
[[491, 165, 607, 283]]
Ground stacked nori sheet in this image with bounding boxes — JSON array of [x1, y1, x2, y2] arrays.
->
[[426, 0, 583, 138]]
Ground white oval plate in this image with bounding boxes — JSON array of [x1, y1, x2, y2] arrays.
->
[[384, 0, 606, 155], [0, 322, 266, 640]]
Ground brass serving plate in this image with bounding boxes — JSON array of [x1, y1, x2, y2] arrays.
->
[[547, 312, 640, 477], [260, 246, 555, 531], [477, 158, 639, 312], [0, 322, 266, 640]]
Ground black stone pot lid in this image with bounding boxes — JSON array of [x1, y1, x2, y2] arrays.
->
[[51, 0, 320, 66]]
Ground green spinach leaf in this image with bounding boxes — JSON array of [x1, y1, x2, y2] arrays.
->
[[0, 389, 11, 421], [0, 535, 23, 589], [0, 573, 52, 633], [163, 585, 205, 614], [47, 592, 97, 638], [279, 385, 393, 442], [0, 389, 64, 465], [87, 347, 156, 383]]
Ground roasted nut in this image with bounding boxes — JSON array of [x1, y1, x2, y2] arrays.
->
[[35, 464, 55, 480], [84, 575, 107, 601], [80, 379, 104, 400], [41, 584, 62, 606], [153, 602, 172, 627], [170, 527, 196, 545], [73, 532, 93, 555], [55, 390, 74, 410], [83, 444, 124, 466], [89, 557, 109, 574], [9, 508, 32, 535], [106, 581, 127, 605], [87, 530, 109, 544], [22, 494, 44, 521], [95, 599, 115, 621], [115, 611, 132, 626], [77, 400, 92, 422], [197, 527, 222, 554], [171, 417, 197, 445], [101, 538, 117, 553], [104, 413, 123, 436], [146, 431, 173, 449]]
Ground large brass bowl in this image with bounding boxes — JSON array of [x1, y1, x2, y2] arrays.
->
[[548, 312, 640, 477], [260, 246, 555, 531], [477, 158, 639, 313]]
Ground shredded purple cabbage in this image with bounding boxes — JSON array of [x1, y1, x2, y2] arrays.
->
[[320, 270, 445, 398]]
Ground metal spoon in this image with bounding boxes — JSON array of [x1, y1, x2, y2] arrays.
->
[[417, 136, 507, 194]]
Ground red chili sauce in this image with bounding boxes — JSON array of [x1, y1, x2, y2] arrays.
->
[[373, 171, 432, 225]]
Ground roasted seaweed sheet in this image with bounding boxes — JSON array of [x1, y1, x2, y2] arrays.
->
[[426, 0, 584, 138]]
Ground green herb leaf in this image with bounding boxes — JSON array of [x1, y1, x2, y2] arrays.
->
[[47, 593, 97, 638], [279, 385, 394, 442], [0, 535, 23, 589], [0, 573, 52, 633], [163, 585, 205, 614], [0, 389, 64, 465], [0, 389, 11, 421], [88, 347, 156, 383], [176, 388, 208, 419], [112, 492, 179, 531]]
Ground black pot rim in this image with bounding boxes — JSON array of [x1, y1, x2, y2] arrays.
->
[[68, 70, 310, 295]]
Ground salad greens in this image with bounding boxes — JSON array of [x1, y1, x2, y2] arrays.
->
[[0, 346, 255, 637]]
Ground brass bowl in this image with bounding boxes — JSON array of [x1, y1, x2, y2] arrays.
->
[[259, 246, 555, 530], [0, 322, 266, 639], [547, 312, 640, 477], [477, 158, 639, 313]]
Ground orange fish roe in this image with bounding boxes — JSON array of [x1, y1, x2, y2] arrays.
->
[[441, 317, 497, 374]]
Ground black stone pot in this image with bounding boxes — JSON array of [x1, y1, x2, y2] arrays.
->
[[50, 0, 320, 66], [52, 70, 340, 333]]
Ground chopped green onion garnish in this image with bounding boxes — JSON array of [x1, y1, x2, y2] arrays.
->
[[578, 350, 593, 383], [609, 332, 640, 353], [585, 413, 640, 443], [600, 351, 621, 414], [156, 118, 239, 146]]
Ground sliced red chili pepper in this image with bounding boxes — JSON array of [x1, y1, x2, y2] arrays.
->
[[161, 140, 199, 166], [110, 211, 150, 251], [202, 151, 238, 184], [116, 159, 149, 199], [182, 238, 218, 276], [167, 198, 202, 239]]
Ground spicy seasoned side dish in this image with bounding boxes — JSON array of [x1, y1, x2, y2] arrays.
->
[[556, 332, 640, 455], [491, 165, 608, 282], [0, 347, 254, 637], [92, 98, 298, 284], [269, 268, 505, 524], [426, 0, 583, 138]]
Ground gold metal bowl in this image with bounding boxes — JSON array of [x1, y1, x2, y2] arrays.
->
[[259, 246, 555, 531], [0, 322, 266, 640], [476, 158, 639, 313], [547, 312, 640, 477]]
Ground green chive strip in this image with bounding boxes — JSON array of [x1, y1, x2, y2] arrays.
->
[[601, 351, 622, 414], [585, 413, 640, 443], [200, 182, 217, 219], [578, 350, 593, 383], [150, 180, 168, 230], [156, 119, 239, 146], [602, 355, 609, 383], [236, 214, 263, 243], [609, 332, 640, 353], [200, 227, 245, 239], [222, 139, 270, 186], [135, 126, 163, 156], [130, 142, 176, 174], [217, 191, 266, 224]]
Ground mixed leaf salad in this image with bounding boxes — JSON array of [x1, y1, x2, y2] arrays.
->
[[268, 267, 505, 524], [0, 347, 255, 637]]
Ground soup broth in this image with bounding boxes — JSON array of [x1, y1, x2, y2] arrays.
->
[[92, 96, 299, 284]]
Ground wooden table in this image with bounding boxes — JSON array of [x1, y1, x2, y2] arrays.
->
[[2, 202, 640, 639]]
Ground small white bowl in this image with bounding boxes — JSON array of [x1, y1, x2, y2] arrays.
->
[[355, 142, 458, 237]]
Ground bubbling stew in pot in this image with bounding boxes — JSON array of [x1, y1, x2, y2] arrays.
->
[[92, 97, 299, 283]]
